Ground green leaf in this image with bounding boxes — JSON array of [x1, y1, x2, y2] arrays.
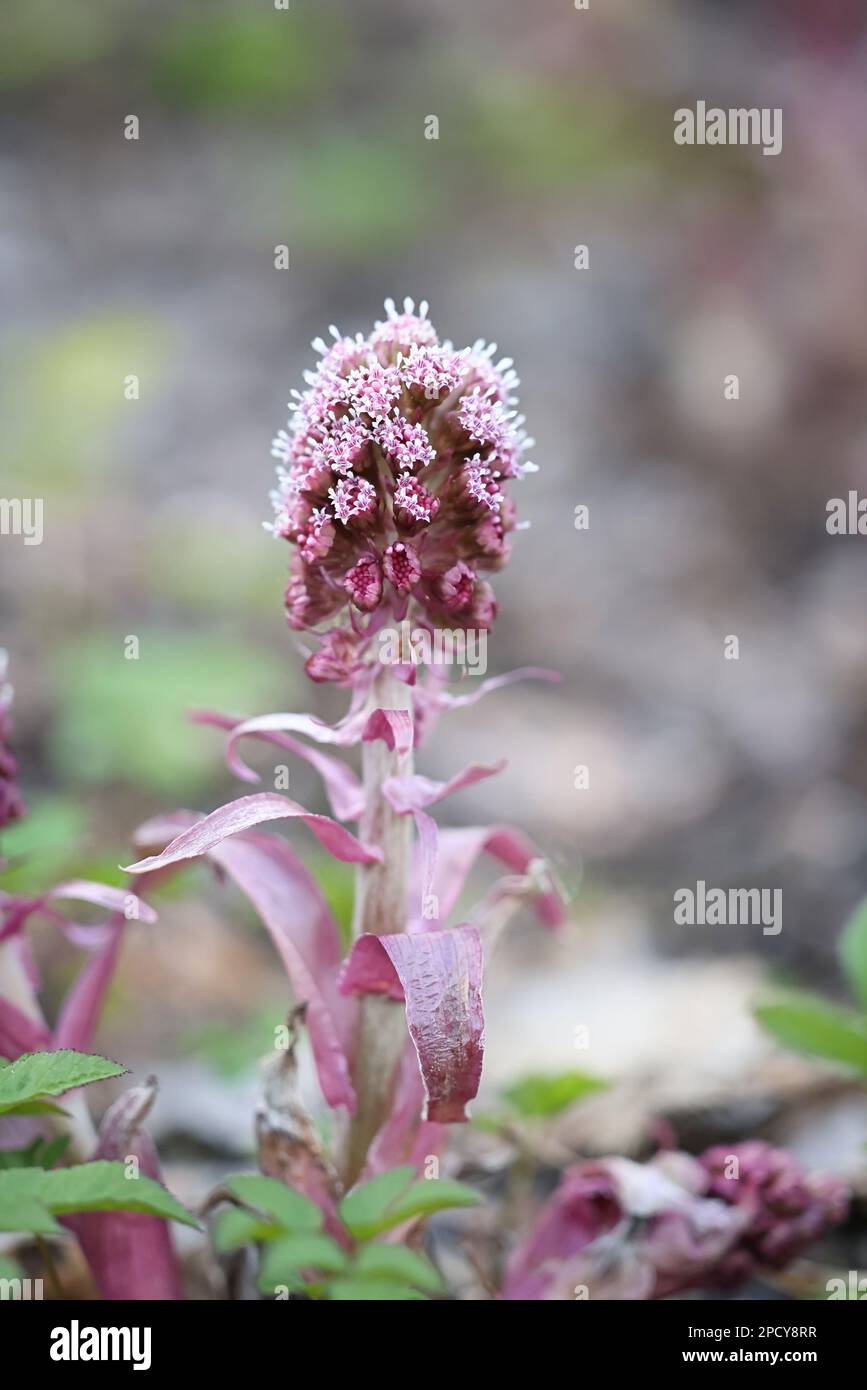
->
[[0, 1161, 200, 1229], [353, 1243, 444, 1293], [5, 1100, 69, 1118], [385, 1179, 485, 1230], [756, 996, 867, 1072], [212, 1206, 282, 1254], [329, 1277, 427, 1301], [223, 1174, 323, 1233], [38, 1135, 71, 1170], [256, 1233, 348, 1293], [338, 1166, 416, 1241], [839, 901, 867, 1014], [0, 1193, 61, 1236], [0, 1134, 70, 1171], [340, 1169, 483, 1241], [0, 1050, 126, 1115], [502, 1070, 607, 1118]]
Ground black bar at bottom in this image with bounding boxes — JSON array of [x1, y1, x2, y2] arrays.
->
[[5, 1295, 861, 1374]]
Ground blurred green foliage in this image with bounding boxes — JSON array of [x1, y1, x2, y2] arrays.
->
[[0, 0, 116, 89], [0, 797, 91, 895], [756, 901, 867, 1076], [288, 134, 429, 257], [178, 1008, 282, 1078], [47, 630, 289, 797], [1, 313, 168, 495], [501, 1069, 607, 1118], [146, 509, 287, 617], [151, 7, 348, 113]]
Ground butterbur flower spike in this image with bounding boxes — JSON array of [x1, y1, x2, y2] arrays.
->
[[124, 299, 563, 1195], [267, 298, 535, 683]]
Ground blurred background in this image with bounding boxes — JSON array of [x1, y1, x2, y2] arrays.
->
[[2, 0, 867, 1256]]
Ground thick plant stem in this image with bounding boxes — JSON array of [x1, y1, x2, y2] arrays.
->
[[339, 667, 413, 1187]]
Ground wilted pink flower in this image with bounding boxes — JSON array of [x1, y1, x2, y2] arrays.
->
[[267, 298, 535, 681], [700, 1141, 850, 1284], [0, 652, 25, 833], [503, 1145, 849, 1301]]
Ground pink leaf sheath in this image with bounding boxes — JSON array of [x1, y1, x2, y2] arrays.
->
[[0, 880, 156, 947], [431, 825, 566, 929], [122, 792, 382, 874], [132, 813, 357, 1112], [208, 833, 356, 1113], [412, 666, 562, 743], [223, 705, 374, 782], [361, 708, 414, 758], [363, 1041, 448, 1178], [53, 918, 124, 1052], [419, 666, 562, 713], [339, 926, 484, 1123], [191, 709, 365, 822], [0, 994, 53, 1058], [383, 758, 505, 814], [70, 1081, 184, 1301], [47, 881, 157, 925]]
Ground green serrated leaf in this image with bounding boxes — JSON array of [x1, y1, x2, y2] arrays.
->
[[353, 1243, 444, 1292], [338, 1166, 416, 1241], [257, 1233, 348, 1294], [5, 1100, 70, 1118], [0, 1050, 126, 1116], [756, 996, 867, 1072], [212, 1206, 282, 1254], [328, 1277, 427, 1301], [0, 1160, 200, 1229], [502, 1070, 607, 1118], [839, 901, 867, 1015], [223, 1174, 323, 1233]]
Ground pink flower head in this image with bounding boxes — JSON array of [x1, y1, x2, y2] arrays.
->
[[700, 1141, 850, 1283], [503, 1145, 849, 1301], [383, 541, 422, 595], [269, 299, 534, 678], [393, 475, 440, 529], [328, 476, 378, 527], [344, 553, 383, 612], [347, 363, 402, 421], [436, 561, 476, 613], [374, 414, 436, 473], [0, 652, 26, 833]]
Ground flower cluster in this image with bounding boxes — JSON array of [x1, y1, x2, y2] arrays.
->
[[268, 299, 535, 681], [0, 650, 25, 833], [503, 1143, 849, 1300], [700, 1141, 850, 1284]]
